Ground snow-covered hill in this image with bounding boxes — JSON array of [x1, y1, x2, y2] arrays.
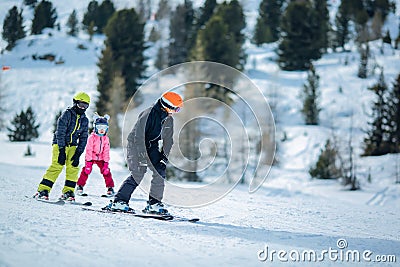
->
[[0, 0, 399, 266]]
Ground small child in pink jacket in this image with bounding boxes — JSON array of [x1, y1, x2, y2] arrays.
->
[[76, 114, 115, 196]]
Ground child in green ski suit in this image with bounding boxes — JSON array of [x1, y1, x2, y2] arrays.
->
[[35, 92, 90, 201]]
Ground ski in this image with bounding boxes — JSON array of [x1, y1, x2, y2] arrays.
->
[[36, 198, 65, 205], [81, 207, 199, 222], [26, 195, 65, 205], [78, 193, 112, 198], [62, 199, 92, 206]]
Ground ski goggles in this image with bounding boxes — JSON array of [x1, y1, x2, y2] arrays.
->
[[173, 106, 181, 113], [76, 101, 89, 109], [165, 106, 181, 114], [95, 124, 108, 131]]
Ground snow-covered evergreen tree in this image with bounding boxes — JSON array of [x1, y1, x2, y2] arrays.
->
[[66, 9, 78, 37], [7, 107, 40, 142], [31, 0, 57, 35], [2, 6, 26, 51], [309, 139, 342, 179], [301, 64, 320, 125], [363, 70, 392, 155]]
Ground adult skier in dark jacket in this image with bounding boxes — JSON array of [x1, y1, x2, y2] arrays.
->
[[109, 92, 183, 214], [34, 92, 90, 201]]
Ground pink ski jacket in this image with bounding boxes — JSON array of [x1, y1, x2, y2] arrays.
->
[[85, 132, 110, 162]]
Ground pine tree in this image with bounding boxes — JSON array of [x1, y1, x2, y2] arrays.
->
[[83, 0, 99, 33], [357, 43, 369, 79], [314, 0, 330, 52], [196, 0, 218, 30], [168, 0, 195, 66], [96, 47, 114, 115], [31, 0, 57, 35], [387, 73, 400, 152], [363, 70, 392, 156], [253, 0, 283, 45], [97, 0, 115, 33], [66, 9, 79, 37], [190, 15, 238, 104], [7, 107, 40, 142], [216, 0, 245, 46], [2, 6, 26, 51], [214, 0, 246, 70], [301, 64, 321, 125], [278, 1, 321, 71], [192, 15, 239, 69], [335, 0, 351, 50], [98, 8, 147, 103], [82, 0, 115, 34], [309, 139, 342, 179]]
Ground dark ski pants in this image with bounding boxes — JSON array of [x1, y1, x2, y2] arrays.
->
[[115, 148, 166, 203]]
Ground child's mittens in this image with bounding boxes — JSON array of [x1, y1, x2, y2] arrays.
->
[[84, 161, 93, 174], [102, 162, 110, 175]]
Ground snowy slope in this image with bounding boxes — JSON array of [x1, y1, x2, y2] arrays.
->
[[0, 0, 400, 266], [0, 143, 399, 266]]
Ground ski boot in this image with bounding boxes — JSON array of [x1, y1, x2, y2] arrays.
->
[[143, 201, 169, 215], [106, 187, 114, 196], [60, 191, 75, 202], [34, 190, 49, 200], [107, 199, 130, 212], [76, 185, 84, 196]]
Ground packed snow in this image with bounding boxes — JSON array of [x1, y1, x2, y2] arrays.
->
[[0, 0, 399, 266]]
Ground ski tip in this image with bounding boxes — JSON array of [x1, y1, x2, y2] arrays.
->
[[82, 201, 92, 206]]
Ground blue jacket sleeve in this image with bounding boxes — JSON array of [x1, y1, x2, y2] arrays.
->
[[56, 110, 70, 148]]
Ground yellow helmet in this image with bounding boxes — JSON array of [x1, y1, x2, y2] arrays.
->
[[73, 91, 90, 104]]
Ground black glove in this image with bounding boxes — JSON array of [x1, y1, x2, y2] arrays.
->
[[58, 147, 66, 165], [71, 151, 82, 167], [138, 151, 148, 167], [160, 153, 168, 166]]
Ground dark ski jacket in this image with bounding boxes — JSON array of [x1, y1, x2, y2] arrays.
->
[[52, 107, 89, 154], [127, 100, 174, 159]]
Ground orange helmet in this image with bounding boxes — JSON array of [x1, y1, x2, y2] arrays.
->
[[160, 92, 183, 113]]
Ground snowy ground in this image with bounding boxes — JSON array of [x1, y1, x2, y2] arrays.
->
[[1, 0, 400, 266], [0, 136, 399, 266]]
